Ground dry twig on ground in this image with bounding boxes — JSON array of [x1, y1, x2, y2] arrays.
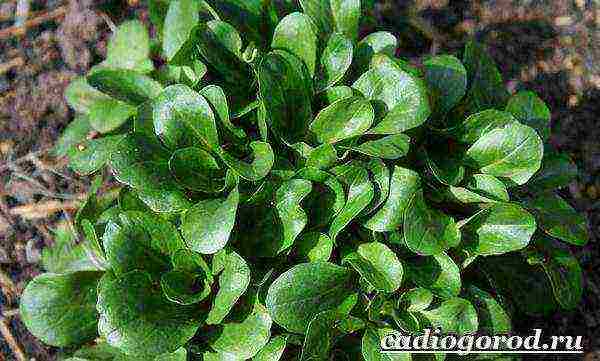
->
[[0, 317, 27, 361], [0, 5, 66, 39], [0, 57, 24, 75], [0, 269, 17, 302], [10, 198, 84, 220]]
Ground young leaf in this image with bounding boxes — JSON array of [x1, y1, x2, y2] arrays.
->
[[171, 248, 212, 275], [449, 109, 517, 144], [207, 250, 251, 324], [465, 285, 511, 334], [406, 253, 461, 299], [200, 84, 246, 139], [254, 336, 287, 361], [300, 310, 338, 361], [343, 242, 403, 293], [322, 85, 355, 104], [149, 0, 170, 35], [220, 141, 275, 181], [204, 20, 243, 56], [365, 166, 420, 232], [209, 302, 272, 359], [74, 175, 112, 230], [447, 174, 509, 204], [161, 249, 213, 305], [536, 238, 584, 310], [462, 203, 536, 256], [202, 351, 240, 361], [305, 143, 338, 170], [403, 192, 461, 255], [275, 179, 313, 253], [88, 69, 163, 105], [69, 342, 126, 360], [181, 185, 239, 254], [505, 90, 551, 141], [329, 165, 374, 240], [465, 122, 543, 185], [272, 12, 318, 76], [398, 288, 434, 312], [258, 51, 312, 144], [464, 174, 509, 201], [523, 192, 588, 246], [420, 297, 479, 335], [336, 292, 358, 316], [351, 134, 410, 160], [316, 33, 354, 91], [362, 158, 390, 213], [296, 167, 346, 229], [102, 211, 185, 276], [425, 146, 465, 186], [310, 96, 374, 144], [186, 61, 209, 81], [183, 21, 253, 90], [42, 223, 106, 274], [354, 31, 397, 73], [156, 348, 188, 361], [203, 0, 275, 48], [300, 0, 360, 41], [102, 20, 153, 73], [65, 77, 111, 114], [296, 232, 334, 262], [72, 219, 106, 268], [337, 315, 366, 334], [68, 134, 126, 175], [161, 270, 212, 305], [152, 84, 219, 152], [110, 134, 191, 213], [482, 254, 557, 315], [163, 0, 199, 61], [53, 115, 92, 157], [526, 150, 578, 192], [266, 262, 355, 333], [97, 271, 200, 356], [353, 55, 431, 135], [20, 272, 103, 347], [89, 100, 136, 136], [424, 55, 467, 115], [463, 40, 509, 114], [169, 147, 224, 192]]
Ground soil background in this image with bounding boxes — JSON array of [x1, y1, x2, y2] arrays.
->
[[0, 1, 598, 360]]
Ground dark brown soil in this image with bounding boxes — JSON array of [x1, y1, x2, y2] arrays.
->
[[0, 1, 132, 360], [0, 1, 598, 360]]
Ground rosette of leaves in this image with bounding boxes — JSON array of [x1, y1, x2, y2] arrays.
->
[[25, 1, 587, 360]]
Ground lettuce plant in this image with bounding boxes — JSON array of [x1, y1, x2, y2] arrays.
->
[[22, 1, 588, 360]]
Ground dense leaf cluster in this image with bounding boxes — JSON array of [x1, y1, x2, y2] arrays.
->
[[24, 1, 587, 360]]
